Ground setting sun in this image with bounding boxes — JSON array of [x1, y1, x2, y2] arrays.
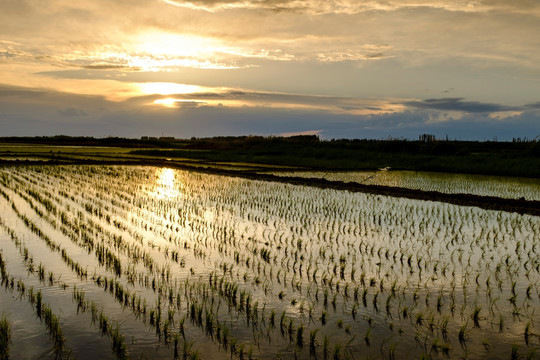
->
[[135, 33, 221, 57], [120, 32, 240, 71]]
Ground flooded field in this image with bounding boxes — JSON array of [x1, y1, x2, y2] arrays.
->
[[266, 170, 540, 201], [0, 165, 539, 359]]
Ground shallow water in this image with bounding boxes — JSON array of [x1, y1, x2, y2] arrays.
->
[[0, 165, 538, 359]]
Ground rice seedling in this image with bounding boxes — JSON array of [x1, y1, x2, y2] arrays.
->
[[364, 327, 371, 346], [296, 324, 304, 348], [320, 311, 327, 326], [511, 343, 519, 360], [0, 314, 11, 360], [472, 305, 482, 328], [524, 321, 532, 345], [111, 324, 128, 359], [458, 322, 468, 348]]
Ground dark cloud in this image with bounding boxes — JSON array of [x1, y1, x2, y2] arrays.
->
[[168, 90, 337, 106], [177, 101, 205, 109], [404, 98, 516, 113], [0, 86, 46, 98], [188, 92, 224, 98], [0, 50, 19, 59], [339, 106, 361, 111], [364, 52, 386, 59], [524, 101, 540, 109], [58, 108, 87, 116]]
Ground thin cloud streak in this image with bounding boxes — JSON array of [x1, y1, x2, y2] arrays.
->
[[404, 98, 517, 113], [160, 0, 540, 15], [143, 88, 406, 115]]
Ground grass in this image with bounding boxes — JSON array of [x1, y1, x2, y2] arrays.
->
[[130, 137, 540, 177]]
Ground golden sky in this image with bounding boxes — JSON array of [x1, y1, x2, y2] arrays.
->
[[1, 0, 539, 139]]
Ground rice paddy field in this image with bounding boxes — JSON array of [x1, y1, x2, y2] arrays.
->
[[265, 170, 540, 201], [0, 165, 539, 359]]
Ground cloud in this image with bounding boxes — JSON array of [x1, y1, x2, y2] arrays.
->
[[2, 82, 539, 141], [404, 98, 516, 113], [0, 85, 47, 98], [3, 0, 540, 80], [315, 45, 393, 62], [82, 64, 139, 70], [141, 88, 405, 115], [524, 101, 540, 109], [160, 0, 540, 15], [0, 41, 143, 71], [58, 107, 87, 116], [151, 98, 208, 108], [489, 111, 523, 120]]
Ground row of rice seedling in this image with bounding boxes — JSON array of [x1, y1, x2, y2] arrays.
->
[[20, 169, 540, 354], [268, 170, 540, 201], [4, 167, 372, 358], [0, 249, 70, 358], [1, 168, 260, 358], [0, 313, 10, 360], [0, 214, 134, 358], [1, 186, 151, 357], [0, 165, 538, 359]]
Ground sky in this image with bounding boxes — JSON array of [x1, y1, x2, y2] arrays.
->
[[1, 0, 540, 140]]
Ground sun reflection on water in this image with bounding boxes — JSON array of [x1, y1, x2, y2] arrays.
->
[[151, 168, 180, 199]]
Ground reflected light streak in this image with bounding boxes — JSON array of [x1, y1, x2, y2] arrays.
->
[[151, 168, 180, 199]]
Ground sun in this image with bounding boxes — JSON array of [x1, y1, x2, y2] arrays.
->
[[123, 31, 238, 71], [136, 32, 219, 57]]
